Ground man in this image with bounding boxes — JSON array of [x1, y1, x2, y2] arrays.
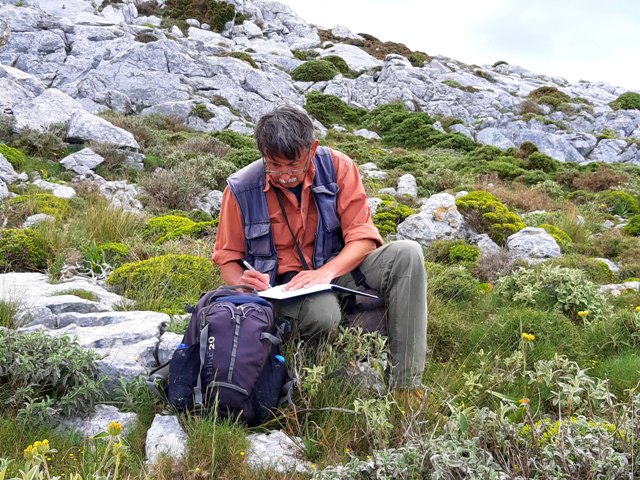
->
[[212, 106, 427, 389]]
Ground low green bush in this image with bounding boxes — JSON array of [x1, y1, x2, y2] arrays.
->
[[526, 86, 571, 110], [425, 239, 480, 266], [96, 242, 132, 266], [538, 223, 573, 251], [0, 228, 50, 272], [495, 264, 610, 321], [545, 254, 617, 284], [224, 146, 260, 169], [382, 114, 444, 149], [305, 91, 366, 128], [7, 193, 70, 221], [623, 214, 640, 236], [432, 133, 477, 152], [455, 191, 525, 245], [322, 55, 350, 74], [0, 329, 104, 426], [609, 91, 640, 111], [107, 254, 219, 314], [291, 60, 339, 82], [217, 51, 258, 68], [372, 196, 415, 236], [360, 103, 413, 135], [426, 262, 480, 303], [463, 144, 503, 164], [156, 220, 216, 244], [0, 144, 26, 169], [601, 190, 640, 217], [213, 130, 256, 150], [593, 352, 640, 396], [525, 151, 558, 173], [144, 215, 195, 242]]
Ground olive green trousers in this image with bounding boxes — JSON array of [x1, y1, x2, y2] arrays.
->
[[274, 240, 428, 388]]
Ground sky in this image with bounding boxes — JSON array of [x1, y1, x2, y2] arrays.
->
[[277, 0, 640, 91]]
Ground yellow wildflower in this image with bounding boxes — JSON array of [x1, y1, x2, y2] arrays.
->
[[635, 306, 640, 312], [521, 332, 535, 342], [107, 421, 123, 437], [311, 464, 317, 470], [518, 397, 530, 405], [239, 451, 245, 456], [577, 310, 589, 318], [344, 448, 351, 454], [23, 444, 35, 462]]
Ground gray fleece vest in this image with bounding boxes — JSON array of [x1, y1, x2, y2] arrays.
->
[[226, 146, 344, 285]]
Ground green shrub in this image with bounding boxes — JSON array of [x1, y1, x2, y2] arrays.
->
[[201, 157, 237, 190], [305, 91, 366, 128], [546, 254, 617, 284], [217, 51, 258, 68], [432, 133, 477, 152], [192, 103, 214, 121], [0, 228, 50, 272], [0, 329, 104, 425], [623, 214, 640, 236], [526, 86, 571, 109], [372, 196, 415, 236], [107, 254, 219, 314], [407, 51, 430, 67], [593, 352, 640, 396], [360, 103, 413, 135], [291, 60, 339, 82], [164, 0, 235, 32], [538, 223, 573, 251], [463, 144, 503, 164], [495, 264, 610, 321], [156, 220, 216, 244], [14, 124, 66, 160], [382, 114, 443, 149], [0, 298, 20, 329], [425, 239, 480, 265], [601, 190, 640, 217], [474, 159, 526, 180], [0, 144, 26, 169], [7, 193, 70, 221], [426, 262, 480, 303], [223, 146, 260, 169], [213, 130, 256, 149], [96, 242, 132, 266], [525, 151, 558, 173], [322, 55, 350, 74], [144, 215, 195, 242], [610, 91, 640, 111], [455, 191, 525, 245]]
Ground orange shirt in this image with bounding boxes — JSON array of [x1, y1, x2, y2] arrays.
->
[[212, 148, 383, 274]]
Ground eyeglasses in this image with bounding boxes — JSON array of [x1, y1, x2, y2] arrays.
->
[[263, 148, 312, 175]]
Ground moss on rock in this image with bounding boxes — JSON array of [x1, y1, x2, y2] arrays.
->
[[0, 144, 27, 169]]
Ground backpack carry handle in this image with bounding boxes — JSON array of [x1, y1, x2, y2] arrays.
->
[[221, 284, 259, 293]]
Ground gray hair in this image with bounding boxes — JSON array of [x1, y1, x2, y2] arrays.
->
[[255, 106, 314, 161]]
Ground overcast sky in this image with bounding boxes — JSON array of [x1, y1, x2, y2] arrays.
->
[[278, 0, 640, 91]]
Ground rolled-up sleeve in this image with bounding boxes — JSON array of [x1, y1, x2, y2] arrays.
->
[[212, 187, 246, 266], [331, 149, 384, 247]]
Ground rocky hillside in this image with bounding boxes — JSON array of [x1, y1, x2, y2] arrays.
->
[[1, 0, 639, 168]]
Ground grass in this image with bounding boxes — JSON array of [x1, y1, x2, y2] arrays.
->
[[0, 298, 21, 328], [51, 289, 98, 301]]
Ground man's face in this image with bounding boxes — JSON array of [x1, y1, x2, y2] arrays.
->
[[264, 141, 318, 187]]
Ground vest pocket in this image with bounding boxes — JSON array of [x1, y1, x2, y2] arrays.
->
[[313, 182, 341, 232], [245, 222, 272, 256]]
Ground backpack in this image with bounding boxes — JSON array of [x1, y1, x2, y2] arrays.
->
[[149, 286, 293, 426]]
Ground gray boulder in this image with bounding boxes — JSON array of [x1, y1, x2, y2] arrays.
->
[[194, 190, 223, 217], [158, 331, 183, 365], [506, 227, 561, 261], [0, 152, 19, 184], [317, 44, 381, 71], [396, 174, 418, 198], [66, 110, 140, 149], [62, 404, 138, 438], [599, 281, 640, 296], [595, 258, 620, 274], [22, 213, 56, 228], [368, 197, 384, 216], [589, 139, 639, 165], [359, 162, 387, 181], [11, 88, 82, 132], [145, 415, 188, 464], [60, 148, 105, 175], [247, 430, 312, 473], [396, 193, 465, 246], [0, 180, 8, 200], [32, 179, 76, 199], [353, 128, 381, 140]]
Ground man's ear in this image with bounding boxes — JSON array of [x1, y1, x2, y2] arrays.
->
[[310, 139, 320, 157]]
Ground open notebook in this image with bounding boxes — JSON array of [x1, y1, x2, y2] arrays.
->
[[258, 283, 379, 301]]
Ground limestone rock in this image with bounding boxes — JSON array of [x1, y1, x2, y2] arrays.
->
[[0, 153, 19, 184], [317, 44, 381, 71], [60, 148, 105, 175], [247, 431, 311, 473], [595, 258, 620, 274], [359, 162, 387, 181], [158, 331, 183, 365], [32, 179, 76, 199], [506, 227, 561, 261], [599, 281, 640, 296], [67, 110, 140, 149], [368, 197, 384, 216], [62, 404, 138, 438], [145, 415, 188, 464], [396, 174, 418, 198], [21, 213, 56, 228], [194, 190, 223, 217], [353, 128, 381, 140], [396, 193, 464, 246]]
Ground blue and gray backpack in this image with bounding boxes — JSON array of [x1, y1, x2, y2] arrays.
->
[[149, 286, 293, 426]]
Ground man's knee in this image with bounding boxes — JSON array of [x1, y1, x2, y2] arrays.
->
[[388, 240, 425, 269], [297, 292, 341, 338]]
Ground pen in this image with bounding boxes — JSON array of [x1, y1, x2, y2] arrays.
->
[[241, 260, 272, 288]]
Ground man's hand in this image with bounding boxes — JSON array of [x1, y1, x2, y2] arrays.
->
[[283, 269, 334, 291], [239, 270, 271, 291]]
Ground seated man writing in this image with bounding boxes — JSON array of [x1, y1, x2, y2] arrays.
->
[[212, 106, 427, 390]]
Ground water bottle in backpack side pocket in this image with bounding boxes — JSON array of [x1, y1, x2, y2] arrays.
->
[[167, 343, 199, 411]]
